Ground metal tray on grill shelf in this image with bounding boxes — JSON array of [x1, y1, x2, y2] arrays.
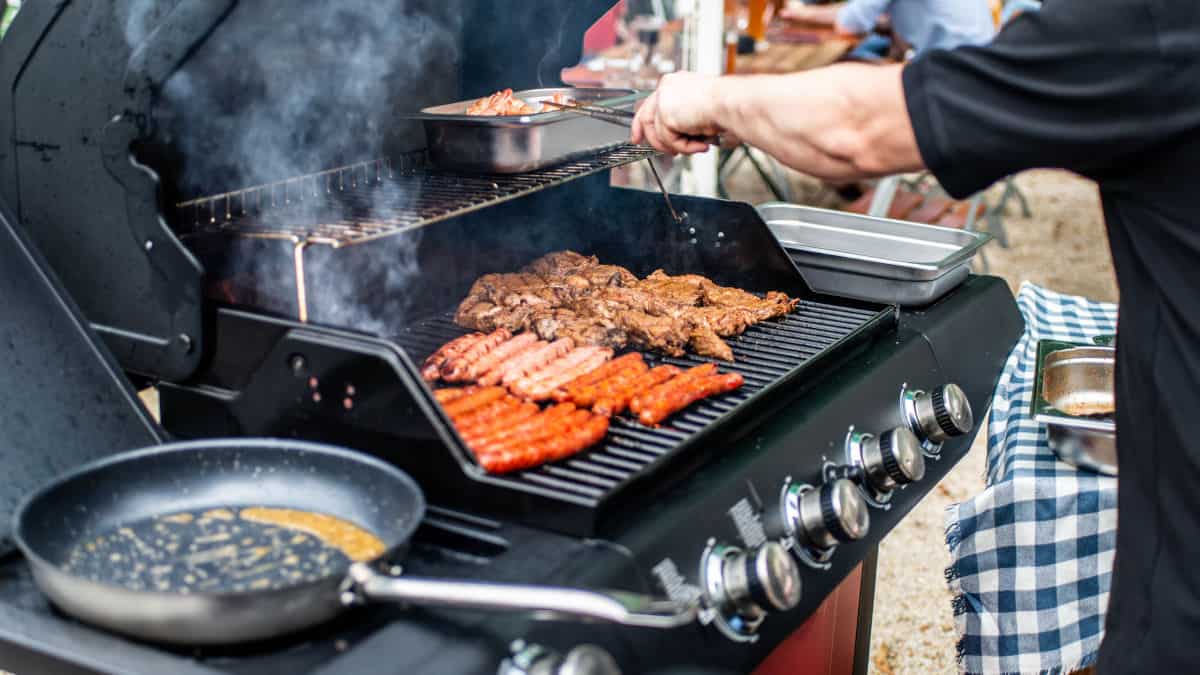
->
[[404, 88, 648, 173], [757, 203, 991, 306], [395, 297, 893, 532]]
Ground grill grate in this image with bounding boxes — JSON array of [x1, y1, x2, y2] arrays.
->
[[396, 300, 887, 504], [175, 145, 656, 248]]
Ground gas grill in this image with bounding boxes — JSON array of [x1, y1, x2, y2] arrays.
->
[[0, 1, 1023, 673]]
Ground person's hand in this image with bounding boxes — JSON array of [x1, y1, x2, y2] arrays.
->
[[631, 72, 727, 156]]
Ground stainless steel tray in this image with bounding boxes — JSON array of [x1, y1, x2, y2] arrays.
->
[[407, 88, 647, 173], [756, 203, 991, 306], [1031, 340, 1117, 476]]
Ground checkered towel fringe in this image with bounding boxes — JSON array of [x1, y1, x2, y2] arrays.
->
[[944, 283, 1118, 675]]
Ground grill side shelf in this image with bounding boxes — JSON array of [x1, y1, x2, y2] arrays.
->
[[396, 300, 891, 516]]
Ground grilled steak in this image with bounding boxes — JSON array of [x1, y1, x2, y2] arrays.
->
[[454, 251, 799, 361]]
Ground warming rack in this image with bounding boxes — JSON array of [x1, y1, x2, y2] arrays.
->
[[175, 145, 657, 248]]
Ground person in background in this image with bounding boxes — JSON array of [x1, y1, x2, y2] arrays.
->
[[783, 0, 995, 55], [632, 1, 1200, 672]]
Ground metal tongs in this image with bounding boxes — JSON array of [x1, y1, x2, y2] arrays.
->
[[543, 99, 720, 225]]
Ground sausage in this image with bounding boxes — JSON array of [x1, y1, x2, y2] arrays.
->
[[551, 353, 645, 401], [476, 337, 548, 386], [594, 364, 682, 417], [458, 400, 539, 439], [630, 363, 718, 416], [500, 338, 574, 387], [441, 329, 512, 382], [422, 333, 484, 382], [564, 359, 650, 408], [511, 347, 612, 400], [464, 332, 539, 382], [452, 395, 522, 431], [442, 386, 507, 418], [477, 414, 609, 474], [635, 372, 744, 426], [475, 409, 592, 456], [434, 386, 479, 403], [523, 349, 614, 401], [467, 402, 577, 449], [471, 405, 584, 455], [574, 361, 652, 408]]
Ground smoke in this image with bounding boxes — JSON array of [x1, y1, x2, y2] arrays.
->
[[123, 1, 604, 337], [125, 0, 466, 334], [154, 0, 463, 196]]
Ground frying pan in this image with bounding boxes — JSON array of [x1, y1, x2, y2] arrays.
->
[[12, 439, 697, 645]]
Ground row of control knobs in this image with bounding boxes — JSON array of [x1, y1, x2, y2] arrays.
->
[[498, 386, 976, 669], [773, 384, 972, 554], [700, 385, 972, 639]]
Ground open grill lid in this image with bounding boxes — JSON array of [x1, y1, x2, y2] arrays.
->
[[0, 0, 615, 381]]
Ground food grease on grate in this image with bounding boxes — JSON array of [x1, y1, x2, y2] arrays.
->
[[63, 507, 386, 594]]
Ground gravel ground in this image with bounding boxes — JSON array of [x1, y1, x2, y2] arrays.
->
[[724, 167, 1116, 674]]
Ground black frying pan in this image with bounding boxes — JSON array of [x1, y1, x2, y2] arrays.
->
[[12, 439, 696, 645]]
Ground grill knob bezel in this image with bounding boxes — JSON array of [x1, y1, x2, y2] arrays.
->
[[875, 427, 925, 489], [699, 540, 802, 642], [904, 383, 974, 445], [797, 479, 870, 550]]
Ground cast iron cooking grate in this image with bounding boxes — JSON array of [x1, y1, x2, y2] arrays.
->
[[394, 299, 887, 507], [174, 145, 657, 248]]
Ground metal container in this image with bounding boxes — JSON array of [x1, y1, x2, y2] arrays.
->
[[408, 88, 647, 173], [1032, 341, 1117, 476], [756, 203, 991, 306]]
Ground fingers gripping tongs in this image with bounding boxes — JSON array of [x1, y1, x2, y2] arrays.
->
[[542, 99, 718, 225]]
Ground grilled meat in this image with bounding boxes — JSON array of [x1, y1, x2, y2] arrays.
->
[[630, 364, 744, 426], [422, 333, 484, 382], [593, 364, 681, 417], [441, 329, 512, 382], [464, 90, 572, 117], [530, 309, 627, 349], [442, 386, 507, 418], [434, 386, 476, 404], [454, 251, 797, 361], [460, 332, 539, 383], [500, 338, 575, 387], [513, 347, 614, 401], [553, 352, 645, 401], [475, 410, 609, 474]]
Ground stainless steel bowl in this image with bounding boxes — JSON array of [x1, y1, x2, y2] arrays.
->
[[1032, 344, 1117, 476]]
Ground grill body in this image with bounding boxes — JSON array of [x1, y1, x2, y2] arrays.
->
[[0, 277, 1023, 675], [163, 173, 895, 536]]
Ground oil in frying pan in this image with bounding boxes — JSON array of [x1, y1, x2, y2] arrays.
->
[[62, 507, 386, 594]]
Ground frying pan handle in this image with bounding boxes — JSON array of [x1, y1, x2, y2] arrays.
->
[[346, 563, 698, 629]]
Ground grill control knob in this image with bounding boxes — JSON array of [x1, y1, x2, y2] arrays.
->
[[722, 541, 803, 614], [765, 479, 869, 551], [907, 383, 973, 444], [701, 541, 802, 633], [860, 428, 926, 492]]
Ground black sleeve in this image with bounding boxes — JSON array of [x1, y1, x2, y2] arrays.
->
[[903, 0, 1200, 198]]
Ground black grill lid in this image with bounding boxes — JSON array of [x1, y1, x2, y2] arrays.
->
[[0, 201, 163, 553]]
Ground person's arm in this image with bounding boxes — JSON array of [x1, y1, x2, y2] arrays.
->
[[634, 0, 1200, 192], [631, 65, 923, 182]]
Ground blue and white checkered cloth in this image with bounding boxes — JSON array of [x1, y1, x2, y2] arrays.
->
[[945, 283, 1118, 675]]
